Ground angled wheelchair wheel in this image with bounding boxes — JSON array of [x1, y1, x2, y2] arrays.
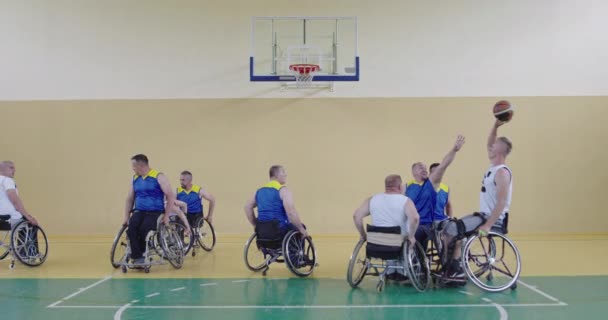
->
[[11, 221, 48, 267], [0, 222, 11, 260], [170, 221, 193, 256], [159, 223, 184, 269], [283, 231, 317, 277], [404, 241, 431, 292], [347, 239, 369, 288], [196, 218, 216, 252], [243, 233, 267, 272], [110, 225, 129, 268], [462, 232, 521, 292]]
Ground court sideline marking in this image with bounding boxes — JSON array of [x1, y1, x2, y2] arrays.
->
[[46, 275, 112, 308], [482, 298, 508, 320], [517, 280, 567, 305]]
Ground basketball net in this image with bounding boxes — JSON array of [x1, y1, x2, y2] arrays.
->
[[289, 64, 320, 88]]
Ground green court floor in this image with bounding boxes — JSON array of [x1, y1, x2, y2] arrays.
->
[[1, 276, 606, 320]]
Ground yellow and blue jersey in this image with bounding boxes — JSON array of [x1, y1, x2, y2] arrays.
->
[[255, 180, 289, 230], [405, 179, 436, 225], [133, 169, 165, 212], [434, 183, 450, 221], [177, 185, 203, 214]]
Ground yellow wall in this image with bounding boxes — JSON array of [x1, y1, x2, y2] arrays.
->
[[1, 96, 607, 236]]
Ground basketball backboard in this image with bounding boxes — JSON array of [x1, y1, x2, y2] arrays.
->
[[250, 16, 359, 87]]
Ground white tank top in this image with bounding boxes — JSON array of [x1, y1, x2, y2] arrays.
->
[[479, 164, 512, 224], [370, 193, 410, 236]]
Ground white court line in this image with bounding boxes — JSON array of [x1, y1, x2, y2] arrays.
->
[[459, 291, 474, 296], [200, 283, 218, 287], [231, 280, 251, 283], [114, 300, 138, 320], [482, 298, 508, 320], [46, 276, 112, 308], [51, 302, 566, 310], [170, 287, 186, 292], [517, 280, 566, 304], [146, 293, 160, 298]]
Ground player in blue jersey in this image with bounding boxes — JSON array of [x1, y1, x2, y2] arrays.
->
[[244, 165, 308, 239], [177, 170, 216, 228]]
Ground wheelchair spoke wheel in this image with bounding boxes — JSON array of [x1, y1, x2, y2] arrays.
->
[[404, 241, 431, 292], [170, 221, 193, 256], [11, 221, 48, 267], [0, 225, 11, 260], [243, 233, 267, 271], [463, 232, 521, 292], [196, 218, 216, 252], [159, 224, 184, 269], [283, 231, 316, 277], [347, 239, 368, 288], [110, 225, 128, 268]]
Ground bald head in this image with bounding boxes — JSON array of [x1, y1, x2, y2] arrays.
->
[[385, 174, 403, 193], [0, 161, 15, 178]]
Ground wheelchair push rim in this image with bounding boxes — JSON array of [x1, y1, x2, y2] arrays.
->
[[243, 233, 268, 271], [404, 241, 431, 292], [462, 232, 521, 292], [11, 221, 48, 267], [346, 239, 369, 288], [170, 220, 194, 256], [159, 223, 185, 269], [196, 217, 216, 252], [283, 231, 317, 277], [110, 225, 129, 268]]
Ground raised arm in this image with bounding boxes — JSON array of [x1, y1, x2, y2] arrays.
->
[[430, 135, 465, 187], [404, 199, 420, 246], [479, 168, 510, 233], [200, 188, 216, 224], [157, 173, 176, 225], [353, 197, 371, 240], [280, 187, 308, 238], [487, 120, 505, 159], [244, 193, 257, 228]]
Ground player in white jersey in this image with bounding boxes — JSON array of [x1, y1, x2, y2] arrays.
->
[[478, 119, 513, 235], [353, 174, 419, 245]]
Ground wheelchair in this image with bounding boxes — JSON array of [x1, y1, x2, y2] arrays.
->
[[170, 214, 216, 258], [426, 213, 522, 292], [243, 220, 317, 277], [347, 225, 430, 293], [0, 215, 48, 269], [110, 214, 185, 273]]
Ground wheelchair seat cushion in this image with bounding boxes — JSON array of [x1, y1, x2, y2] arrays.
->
[[0, 220, 10, 231], [0, 214, 11, 221]]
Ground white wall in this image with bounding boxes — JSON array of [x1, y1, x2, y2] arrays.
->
[[1, 0, 607, 100]]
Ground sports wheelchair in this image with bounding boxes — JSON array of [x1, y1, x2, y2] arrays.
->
[[169, 214, 216, 258], [0, 215, 48, 269], [426, 213, 521, 292], [347, 225, 430, 293], [243, 220, 317, 277], [110, 214, 185, 273]]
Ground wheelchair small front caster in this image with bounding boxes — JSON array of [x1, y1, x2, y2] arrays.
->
[[510, 283, 517, 290], [9, 262, 15, 269], [144, 266, 150, 273], [192, 251, 196, 257], [376, 280, 385, 293], [262, 268, 269, 276], [121, 265, 127, 273]]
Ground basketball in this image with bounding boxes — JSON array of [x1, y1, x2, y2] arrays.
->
[[493, 100, 514, 122]]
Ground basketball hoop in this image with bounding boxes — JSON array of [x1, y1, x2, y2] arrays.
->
[[289, 64, 320, 88]]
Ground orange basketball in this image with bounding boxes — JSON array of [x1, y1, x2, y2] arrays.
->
[[493, 100, 514, 122]]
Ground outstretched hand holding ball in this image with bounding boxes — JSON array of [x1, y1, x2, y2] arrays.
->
[[493, 100, 514, 122]]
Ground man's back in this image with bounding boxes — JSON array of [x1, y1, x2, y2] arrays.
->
[[370, 193, 409, 235], [0, 175, 18, 216], [255, 181, 289, 229]]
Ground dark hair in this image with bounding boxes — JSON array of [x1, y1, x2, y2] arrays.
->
[[498, 137, 513, 155], [385, 174, 402, 189], [131, 154, 149, 165], [429, 163, 440, 172], [181, 170, 192, 177], [269, 165, 283, 178]]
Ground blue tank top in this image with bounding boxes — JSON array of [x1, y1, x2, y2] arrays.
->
[[405, 179, 436, 225], [255, 180, 289, 230], [434, 183, 449, 221], [133, 169, 165, 212], [177, 185, 203, 214]]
